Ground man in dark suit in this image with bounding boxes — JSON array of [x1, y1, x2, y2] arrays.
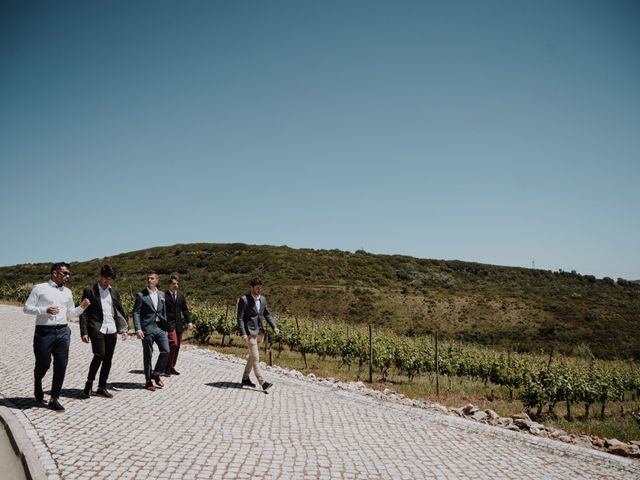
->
[[164, 273, 192, 376], [79, 265, 128, 399], [237, 276, 279, 392], [133, 270, 169, 391]]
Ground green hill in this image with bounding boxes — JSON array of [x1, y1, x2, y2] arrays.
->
[[1, 243, 639, 360]]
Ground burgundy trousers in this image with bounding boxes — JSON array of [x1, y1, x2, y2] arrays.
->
[[167, 329, 183, 370]]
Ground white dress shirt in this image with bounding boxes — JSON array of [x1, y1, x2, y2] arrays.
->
[[24, 280, 85, 326], [252, 295, 261, 312], [98, 284, 117, 334], [149, 288, 159, 322]]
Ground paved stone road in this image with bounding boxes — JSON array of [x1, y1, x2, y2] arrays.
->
[[1, 305, 639, 479]]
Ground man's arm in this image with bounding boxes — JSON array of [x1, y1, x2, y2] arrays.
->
[[236, 296, 247, 338], [23, 285, 43, 316], [66, 289, 88, 318], [263, 300, 278, 334], [112, 289, 128, 333], [132, 293, 143, 332], [79, 288, 92, 337], [181, 293, 192, 326]]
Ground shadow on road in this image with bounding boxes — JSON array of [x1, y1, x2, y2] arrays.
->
[[108, 382, 145, 390], [0, 397, 47, 410], [206, 381, 243, 389]]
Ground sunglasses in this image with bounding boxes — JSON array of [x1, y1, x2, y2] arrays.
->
[[56, 271, 71, 277]]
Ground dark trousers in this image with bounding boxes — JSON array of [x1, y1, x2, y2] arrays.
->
[[33, 325, 71, 399], [142, 328, 169, 381], [87, 332, 117, 388], [167, 329, 183, 370]]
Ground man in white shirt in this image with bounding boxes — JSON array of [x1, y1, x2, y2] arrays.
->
[[79, 265, 129, 399], [23, 262, 90, 411], [133, 270, 169, 391]]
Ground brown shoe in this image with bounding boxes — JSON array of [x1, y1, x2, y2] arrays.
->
[[145, 381, 156, 392], [151, 373, 165, 388]]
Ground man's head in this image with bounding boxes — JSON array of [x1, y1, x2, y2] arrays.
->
[[98, 264, 116, 289], [250, 276, 263, 296], [146, 270, 159, 290], [168, 274, 179, 293], [50, 262, 71, 286]]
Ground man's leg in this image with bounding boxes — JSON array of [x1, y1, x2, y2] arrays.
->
[[166, 329, 178, 372], [247, 334, 265, 385], [33, 329, 53, 402], [154, 330, 169, 375], [87, 333, 106, 383], [98, 333, 117, 389], [142, 332, 154, 382], [50, 326, 71, 400]]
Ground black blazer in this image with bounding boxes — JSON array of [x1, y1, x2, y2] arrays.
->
[[79, 284, 128, 337], [165, 290, 192, 332]]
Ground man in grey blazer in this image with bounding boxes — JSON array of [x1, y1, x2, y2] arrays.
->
[[133, 270, 169, 392], [237, 276, 279, 392]]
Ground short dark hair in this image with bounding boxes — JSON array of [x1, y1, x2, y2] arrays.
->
[[50, 262, 70, 274], [100, 264, 116, 279], [169, 274, 180, 283], [146, 270, 158, 277], [249, 276, 264, 286]]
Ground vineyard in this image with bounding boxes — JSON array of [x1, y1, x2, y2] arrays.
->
[[2, 282, 639, 425]]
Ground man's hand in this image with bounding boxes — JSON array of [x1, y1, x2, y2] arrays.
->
[[81, 335, 89, 343], [80, 298, 90, 309], [46, 306, 60, 315], [121, 332, 128, 341], [136, 330, 144, 340], [242, 335, 248, 344], [187, 323, 193, 331], [274, 328, 280, 336]]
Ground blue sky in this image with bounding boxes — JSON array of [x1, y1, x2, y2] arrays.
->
[[1, 0, 638, 279]]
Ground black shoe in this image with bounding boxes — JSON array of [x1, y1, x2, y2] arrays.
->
[[170, 368, 180, 375], [83, 381, 93, 399], [48, 399, 65, 412], [152, 373, 165, 388], [95, 387, 113, 398], [161, 370, 171, 377], [262, 381, 273, 392], [241, 378, 256, 388]]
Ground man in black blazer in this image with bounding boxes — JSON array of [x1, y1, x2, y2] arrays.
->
[[133, 270, 169, 391], [164, 273, 192, 376], [237, 276, 279, 392], [79, 265, 128, 399]]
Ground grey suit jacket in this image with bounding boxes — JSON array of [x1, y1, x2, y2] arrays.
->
[[133, 288, 168, 333], [237, 293, 277, 337]]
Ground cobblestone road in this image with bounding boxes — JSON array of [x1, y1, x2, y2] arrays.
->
[[1, 305, 638, 479]]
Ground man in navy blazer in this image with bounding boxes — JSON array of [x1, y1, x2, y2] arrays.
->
[[237, 276, 279, 392], [133, 270, 169, 391]]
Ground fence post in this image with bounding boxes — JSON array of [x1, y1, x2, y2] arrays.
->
[[435, 331, 440, 396], [368, 324, 373, 383]]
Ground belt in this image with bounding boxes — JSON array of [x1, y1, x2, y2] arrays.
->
[[36, 324, 68, 330]]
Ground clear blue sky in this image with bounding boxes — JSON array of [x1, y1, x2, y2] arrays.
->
[[1, 0, 638, 279]]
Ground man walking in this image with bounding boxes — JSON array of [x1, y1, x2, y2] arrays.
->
[[133, 270, 169, 391], [237, 277, 279, 392], [23, 262, 90, 411], [164, 274, 192, 376], [79, 265, 128, 399]]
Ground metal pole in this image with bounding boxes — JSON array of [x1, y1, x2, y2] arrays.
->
[[435, 331, 440, 396], [368, 324, 373, 383]]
